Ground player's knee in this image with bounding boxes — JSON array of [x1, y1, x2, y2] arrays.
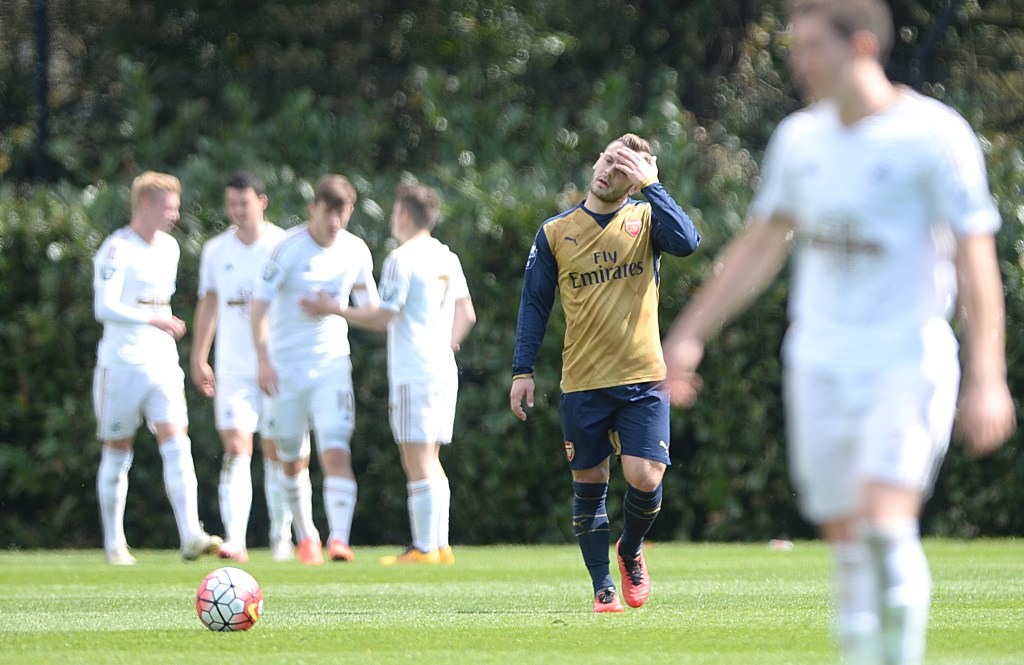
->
[[628, 476, 663, 493], [572, 465, 610, 484], [861, 518, 919, 546], [273, 435, 308, 464], [317, 424, 354, 455], [621, 456, 666, 491]]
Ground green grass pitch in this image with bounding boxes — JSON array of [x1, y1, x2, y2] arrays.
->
[[1, 540, 1020, 664]]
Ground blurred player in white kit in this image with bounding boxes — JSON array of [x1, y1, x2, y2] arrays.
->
[[339, 182, 476, 564], [251, 174, 379, 565], [93, 171, 222, 565], [662, 1, 1016, 663], [190, 170, 297, 562]]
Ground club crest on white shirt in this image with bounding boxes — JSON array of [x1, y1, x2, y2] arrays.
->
[[226, 287, 254, 317], [805, 212, 882, 274]]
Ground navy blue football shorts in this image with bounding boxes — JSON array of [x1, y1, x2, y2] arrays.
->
[[559, 381, 671, 470]]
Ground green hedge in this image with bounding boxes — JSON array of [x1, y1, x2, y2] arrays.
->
[[2, 53, 1023, 549], [7, 0, 1024, 545]]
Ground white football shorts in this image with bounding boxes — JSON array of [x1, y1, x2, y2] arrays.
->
[[389, 378, 457, 445], [262, 356, 354, 460], [213, 374, 262, 433], [784, 356, 959, 524], [93, 364, 189, 440]]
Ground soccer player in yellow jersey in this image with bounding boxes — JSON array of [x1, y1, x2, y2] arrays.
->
[[510, 133, 700, 612]]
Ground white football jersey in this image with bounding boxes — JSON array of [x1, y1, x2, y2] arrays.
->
[[93, 227, 180, 367], [750, 89, 1001, 370], [255, 224, 378, 366], [198, 223, 286, 378], [379, 235, 470, 383]]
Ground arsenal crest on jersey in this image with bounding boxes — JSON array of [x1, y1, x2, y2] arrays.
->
[[624, 219, 642, 237]]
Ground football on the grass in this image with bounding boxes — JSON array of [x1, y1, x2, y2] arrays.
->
[[195, 566, 263, 631]]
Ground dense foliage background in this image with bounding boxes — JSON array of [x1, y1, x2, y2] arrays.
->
[[2, 0, 1023, 549]]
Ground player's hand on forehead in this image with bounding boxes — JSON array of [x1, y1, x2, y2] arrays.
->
[[612, 144, 658, 186]]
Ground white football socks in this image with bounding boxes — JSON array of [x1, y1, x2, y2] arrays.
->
[[407, 478, 437, 552], [97, 447, 133, 550], [323, 475, 357, 545], [833, 539, 882, 665], [264, 458, 293, 544], [406, 477, 451, 552], [218, 453, 252, 547], [159, 434, 203, 543], [435, 476, 451, 550], [864, 520, 931, 665], [282, 467, 318, 543]]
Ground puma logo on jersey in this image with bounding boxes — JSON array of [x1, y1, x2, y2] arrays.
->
[[564, 234, 580, 245]]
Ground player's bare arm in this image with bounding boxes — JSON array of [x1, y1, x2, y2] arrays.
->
[[338, 299, 393, 332], [336, 268, 386, 332], [189, 293, 219, 397], [663, 214, 794, 407], [953, 234, 1016, 455], [451, 297, 477, 352], [250, 299, 278, 396], [509, 375, 535, 422]]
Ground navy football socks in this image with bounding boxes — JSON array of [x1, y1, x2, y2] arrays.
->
[[618, 483, 662, 561], [573, 481, 613, 593]]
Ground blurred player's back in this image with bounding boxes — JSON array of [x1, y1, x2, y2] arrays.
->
[[383, 235, 468, 382]]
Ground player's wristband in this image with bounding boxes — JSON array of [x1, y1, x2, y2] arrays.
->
[[512, 373, 534, 381], [640, 177, 660, 189]]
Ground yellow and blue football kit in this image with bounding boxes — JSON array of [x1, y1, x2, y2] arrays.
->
[[512, 181, 700, 468], [512, 179, 699, 604]]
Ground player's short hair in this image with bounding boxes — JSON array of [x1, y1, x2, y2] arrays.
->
[[788, 0, 894, 65], [131, 171, 181, 213], [225, 170, 266, 196], [614, 133, 653, 157], [314, 174, 356, 211], [395, 182, 441, 230]]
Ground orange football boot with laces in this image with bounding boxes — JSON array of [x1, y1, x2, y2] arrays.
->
[[616, 538, 651, 608], [592, 586, 624, 613]]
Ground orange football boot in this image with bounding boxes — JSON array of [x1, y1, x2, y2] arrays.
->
[[327, 539, 355, 562], [592, 586, 624, 613], [296, 537, 324, 565], [616, 538, 651, 608], [379, 547, 441, 565]]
